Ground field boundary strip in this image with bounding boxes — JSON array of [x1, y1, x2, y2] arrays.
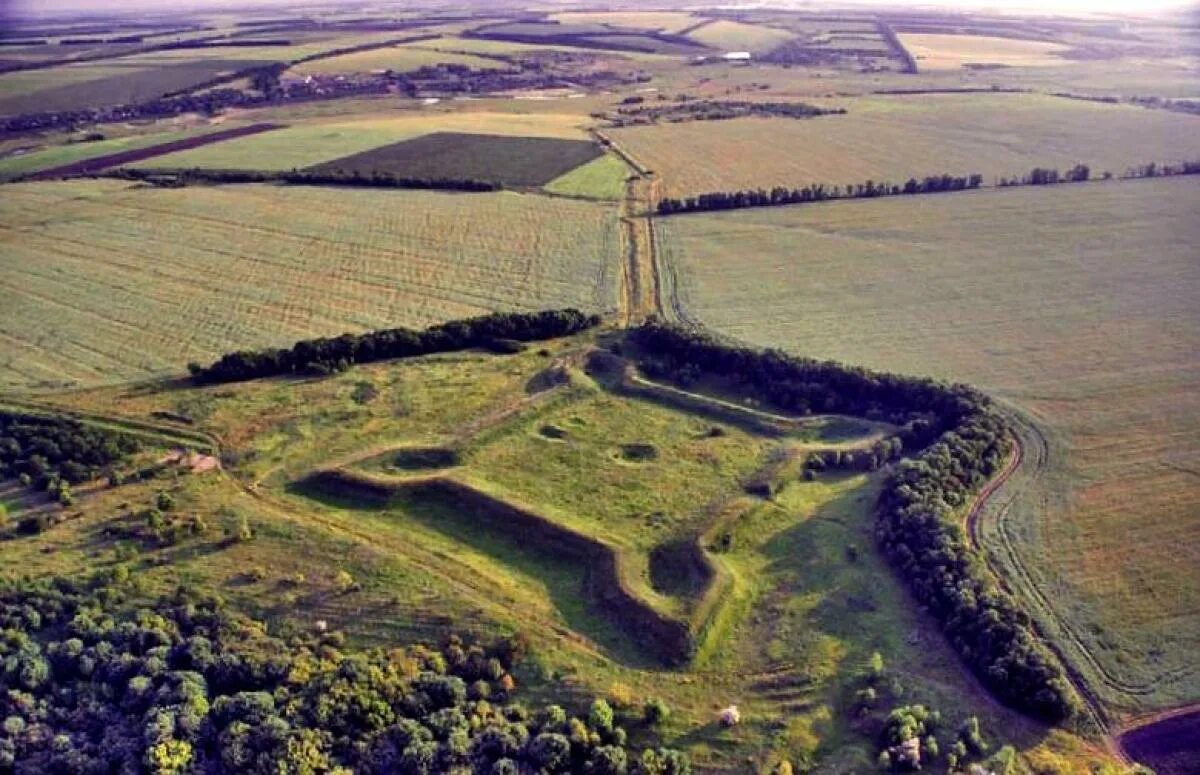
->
[[24, 123, 285, 180]]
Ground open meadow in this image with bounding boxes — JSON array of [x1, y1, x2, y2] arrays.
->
[[612, 91, 1200, 199], [655, 176, 1200, 715], [0, 179, 619, 389]]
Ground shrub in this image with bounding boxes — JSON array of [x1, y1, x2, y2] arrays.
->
[[589, 698, 615, 734], [643, 698, 671, 726]]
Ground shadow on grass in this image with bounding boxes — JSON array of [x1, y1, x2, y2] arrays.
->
[[288, 479, 662, 669]]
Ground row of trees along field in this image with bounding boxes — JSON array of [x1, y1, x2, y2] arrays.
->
[[0, 574, 690, 774], [630, 323, 1078, 723], [0, 411, 140, 497], [656, 160, 1200, 215], [107, 167, 502, 192], [190, 309, 601, 384]]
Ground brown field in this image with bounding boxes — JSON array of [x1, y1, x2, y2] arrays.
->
[[0, 180, 619, 389], [308, 132, 603, 187], [611, 92, 1200, 199], [900, 33, 1073, 70], [654, 177, 1200, 714]]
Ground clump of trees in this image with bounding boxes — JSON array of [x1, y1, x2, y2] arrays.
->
[[190, 309, 601, 384], [0, 573, 690, 773], [629, 323, 1077, 723], [0, 410, 140, 492], [657, 173, 983, 215]]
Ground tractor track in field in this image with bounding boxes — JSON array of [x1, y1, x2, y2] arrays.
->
[[963, 411, 1197, 760]]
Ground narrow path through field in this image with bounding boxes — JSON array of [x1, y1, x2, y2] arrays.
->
[[610, 146, 663, 326]]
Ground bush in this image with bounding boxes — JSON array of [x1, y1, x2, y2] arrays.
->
[[643, 698, 671, 726]]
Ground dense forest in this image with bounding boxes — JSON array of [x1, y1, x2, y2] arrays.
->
[[191, 309, 601, 384], [0, 574, 690, 774], [630, 323, 1077, 723], [0, 410, 140, 492]]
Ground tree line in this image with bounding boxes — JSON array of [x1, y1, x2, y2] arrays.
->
[[607, 99, 846, 128], [190, 309, 601, 384], [105, 166, 502, 192], [657, 160, 1200, 216], [0, 410, 140, 494], [657, 172, 984, 215], [630, 323, 1078, 723], [0, 573, 690, 773]]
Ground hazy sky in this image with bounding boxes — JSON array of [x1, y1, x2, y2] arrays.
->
[[5, 0, 1197, 17]]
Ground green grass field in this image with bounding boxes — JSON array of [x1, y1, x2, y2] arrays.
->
[[611, 92, 1200, 199], [656, 176, 1200, 715], [544, 154, 631, 199], [6, 337, 1113, 772], [0, 180, 619, 389]]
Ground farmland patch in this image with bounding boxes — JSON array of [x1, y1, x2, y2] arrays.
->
[[544, 153, 630, 200], [130, 111, 590, 171], [686, 20, 795, 54], [307, 132, 604, 187], [612, 92, 1200, 199], [655, 177, 1200, 712], [24, 123, 282, 179], [0, 59, 273, 115], [900, 33, 1072, 70], [0, 180, 619, 389], [289, 44, 504, 75]]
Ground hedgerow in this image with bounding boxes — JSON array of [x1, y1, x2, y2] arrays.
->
[[190, 309, 601, 384]]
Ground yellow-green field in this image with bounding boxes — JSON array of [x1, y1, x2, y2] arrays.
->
[[289, 45, 504, 75], [613, 92, 1200, 199], [130, 110, 591, 170], [544, 153, 630, 199], [686, 20, 795, 53], [655, 177, 1200, 714], [0, 180, 619, 389], [900, 33, 1073, 70]]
